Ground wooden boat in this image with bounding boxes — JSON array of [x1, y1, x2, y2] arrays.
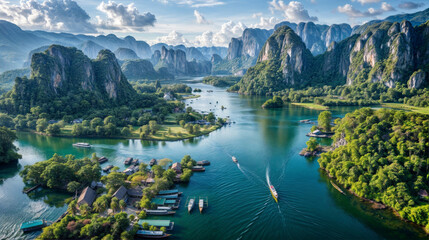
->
[[102, 165, 114, 172], [124, 157, 133, 165], [98, 156, 108, 163], [136, 230, 171, 239], [330, 181, 345, 195], [199, 199, 204, 213], [132, 159, 140, 165], [72, 142, 91, 148], [157, 206, 172, 210], [158, 189, 179, 195], [232, 156, 238, 163], [269, 185, 278, 203], [150, 158, 157, 166], [196, 160, 210, 166], [21, 219, 46, 232], [145, 210, 176, 216], [188, 198, 195, 213], [191, 166, 205, 172]]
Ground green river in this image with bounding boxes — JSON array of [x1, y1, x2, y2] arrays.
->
[[0, 80, 427, 239]]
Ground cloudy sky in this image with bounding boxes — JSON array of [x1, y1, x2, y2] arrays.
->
[[0, 0, 426, 47]]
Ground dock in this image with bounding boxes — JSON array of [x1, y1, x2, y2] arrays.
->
[[22, 184, 41, 194], [138, 219, 174, 231]]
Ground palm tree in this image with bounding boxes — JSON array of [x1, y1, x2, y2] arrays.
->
[[67, 181, 80, 199], [119, 200, 126, 212], [111, 197, 119, 213], [68, 200, 77, 215]]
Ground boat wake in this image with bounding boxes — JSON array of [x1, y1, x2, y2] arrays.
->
[[236, 196, 270, 240]]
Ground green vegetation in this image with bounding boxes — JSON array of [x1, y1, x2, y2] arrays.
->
[[211, 56, 256, 75], [382, 103, 429, 115], [318, 108, 429, 229], [306, 138, 318, 152], [291, 103, 328, 110], [20, 154, 101, 190], [0, 68, 30, 91], [318, 111, 332, 132], [0, 127, 21, 164], [202, 76, 241, 87], [262, 96, 283, 109]]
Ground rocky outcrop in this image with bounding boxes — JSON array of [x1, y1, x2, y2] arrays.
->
[[211, 54, 222, 64], [121, 59, 173, 80], [322, 24, 352, 48], [226, 28, 272, 60], [154, 46, 211, 76], [22, 45, 136, 102], [114, 48, 139, 60], [151, 50, 161, 66], [234, 21, 429, 95]]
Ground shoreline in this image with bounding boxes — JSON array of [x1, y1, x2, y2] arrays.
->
[[20, 124, 223, 142], [319, 167, 429, 234]]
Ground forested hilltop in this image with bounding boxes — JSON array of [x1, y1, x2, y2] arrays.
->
[[318, 108, 429, 230], [232, 20, 429, 96]]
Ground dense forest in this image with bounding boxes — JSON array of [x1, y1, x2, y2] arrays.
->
[[0, 126, 21, 164], [318, 108, 429, 229]]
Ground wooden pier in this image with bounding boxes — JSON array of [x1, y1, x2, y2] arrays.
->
[[22, 184, 41, 194]]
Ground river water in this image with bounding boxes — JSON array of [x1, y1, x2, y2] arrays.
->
[[0, 80, 426, 239]]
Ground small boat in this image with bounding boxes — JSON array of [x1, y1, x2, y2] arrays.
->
[[188, 198, 195, 213], [197, 160, 210, 166], [136, 230, 171, 239], [150, 158, 157, 166], [191, 166, 205, 172], [102, 165, 114, 172], [98, 156, 108, 163], [199, 199, 204, 213], [157, 206, 172, 210], [132, 159, 140, 165], [21, 219, 46, 232], [232, 156, 238, 163], [124, 157, 133, 165], [270, 185, 278, 203], [72, 142, 91, 148]]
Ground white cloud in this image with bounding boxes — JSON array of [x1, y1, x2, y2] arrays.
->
[[158, 0, 225, 8], [250, 17, 279, 29], [194, 21, 247, 47], [96, 1, 156, 31], [0, 0, 95, 33], [352, 0, 381, 4], [381, 2, 395, 11], [252, 12, 263, 18], [337, 2, 393, 18], [194, 10, 209, 24], [398, 1, 424, 10], [155, 30, 190, 46], [269, 0, 318, 22]]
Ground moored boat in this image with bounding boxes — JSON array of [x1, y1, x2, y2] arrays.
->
[[270, 185, 278, 202], [232, 156, 238, 163], [20, 219, 46, 232], [191, 166, 205, 172], [124, 157, 133, 165], [196, 160, 210, 166], [188, 198, 195, 213], [199, 199, 204, 213], [145, 209, 176, 216], [72, 142, 91, 148], [136, 230, 171, 239], [103, 165, 114, 172], [98, 156, 108, 163]]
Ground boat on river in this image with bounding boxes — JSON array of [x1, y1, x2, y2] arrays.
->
[[20, 219, 47, 232], [232, 156, 238, 163], [145, 209, 176, 216], [270, 185, 278, 202], [188, 198, 195, 213], [136, 230, 171, 239], [72, 142, 91, 148]]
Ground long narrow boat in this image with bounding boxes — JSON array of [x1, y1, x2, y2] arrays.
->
[[145, 210, 176, 216], [20, 219, 46, 232], [72, 142, 91, 148], [232, 156, 238, 163], [188, 198, 195, 213], [270, 185, 278, 203], [136, 230, 171, 239], [199, 199, 204, 213]]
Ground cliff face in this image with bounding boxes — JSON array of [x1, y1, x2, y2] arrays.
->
[[234, 21, 429, 95], [226, 28, 272, 60], [121, 59, 173, 80], [16, 45, 137, 104], [154, 46, 211, 76], [79, 41, 104, 59]]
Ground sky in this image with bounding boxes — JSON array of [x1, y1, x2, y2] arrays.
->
[[0, 0, 426, 47]]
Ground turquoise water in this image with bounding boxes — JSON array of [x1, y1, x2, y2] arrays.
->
[[0, 80, 426, 239]]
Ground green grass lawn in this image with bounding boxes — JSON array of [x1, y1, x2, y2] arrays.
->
[[381, 103, 429, 115], [292, 103, 329, 111]]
